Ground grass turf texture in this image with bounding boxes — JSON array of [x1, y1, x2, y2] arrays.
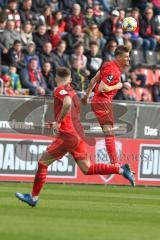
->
[[0, 183, 160, 240]]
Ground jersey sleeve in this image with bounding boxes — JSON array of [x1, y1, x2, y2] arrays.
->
[[100, 64, 116, 86]]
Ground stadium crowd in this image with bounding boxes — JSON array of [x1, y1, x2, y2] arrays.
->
[[0, 0, 160, 102]]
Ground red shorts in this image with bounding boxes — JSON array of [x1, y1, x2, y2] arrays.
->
[[91, 97, 114, 126], [47, 131, 88, 161]]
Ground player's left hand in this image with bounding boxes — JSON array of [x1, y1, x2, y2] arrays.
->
[[81, 95, 88, 104]]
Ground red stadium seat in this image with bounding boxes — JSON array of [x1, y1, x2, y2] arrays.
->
[[145, 51, 157, 67], [135, 87, 144, 101], [154, 69, 160, 83], [128, 87, 136, 99], [135, 87, 152, 102]]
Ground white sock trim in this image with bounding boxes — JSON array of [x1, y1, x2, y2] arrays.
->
[[31, 195, 39, 201]]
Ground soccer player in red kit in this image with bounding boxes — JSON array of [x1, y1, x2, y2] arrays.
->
[[16, 66, 134, 207], [83, 45, 131, 165]]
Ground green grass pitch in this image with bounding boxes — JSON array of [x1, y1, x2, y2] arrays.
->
[[0, 183, 160, 240]]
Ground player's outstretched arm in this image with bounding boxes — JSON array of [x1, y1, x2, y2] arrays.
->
[[82, 71, 100, 104], [98, 81, 122, 93]]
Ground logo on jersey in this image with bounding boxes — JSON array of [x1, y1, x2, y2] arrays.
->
[[106, 75, 114, 83], [59, 90, 68, 95]]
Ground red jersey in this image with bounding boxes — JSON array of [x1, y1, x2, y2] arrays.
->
[[54, 84, 83, 134], [94, 60, 122, 102]]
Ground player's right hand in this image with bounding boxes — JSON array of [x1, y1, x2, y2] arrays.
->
[[116, 82, 123, 90]]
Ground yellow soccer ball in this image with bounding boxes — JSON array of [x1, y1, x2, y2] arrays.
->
[[122, 17, 137, 32]]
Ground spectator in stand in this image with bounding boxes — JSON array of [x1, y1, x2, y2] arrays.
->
[[86, 23, 106, 49], [59, 0, 77, 14], [112, 27, 125, 46], [0, 14, 8, 57], [20, 21, 33, 49], [0, 0, 159, 103], [118, 8, 126, 26], [99, 0, 110, 12], [39, 41, 55, 68], [100, 9, 119, 40], [128, 70, 146, 88], [152, 81, 160, 102], [0, 47, 1, 65], [152, 0, 160, 15], [0, 20, 21, 51], [74, 0, 91, 10], [1, 71, 15, 96], [24, 41, 41, 69], [5, 0, 21, 31], [139, 7, 159, 52], [92, 1, 104, 25], [0, 10, 8, 25], [132, 0, 148, 12], [102, 39, 117, 62], [67, 3, 86, 31], [42, 61, 55, 94], [0, 9, 8, 21], [140, 91, 151, 102], [125, 40, 133, 52], [77, 0, 94, 10], [7, 40, 25, 72], [39, 5, 52, 30], [114, 82, 136, 101], [50, 24, 61, 49], [51, 10, 67, 34], [85, 7, 98, 27], [86, 41, 102, 79], [48, 0, 59, 13], [33, 24, 50, 52], [1, 65, 22, 96], [19, 0, 38, 26], [0, 1, 8, 9], [8, 65, 22, 91], [31, 0, 49, 14], [64, 24, 85, 54], [71, 56, 90, 97], [52, 40, 70, 68], [71, 43, 87, 68], [20, 58, 48, 96]]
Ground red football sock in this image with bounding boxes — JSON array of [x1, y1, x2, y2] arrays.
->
[[105, 136, 119, 164], [86, 163, 119, 175], [32, 162, 48, 197]]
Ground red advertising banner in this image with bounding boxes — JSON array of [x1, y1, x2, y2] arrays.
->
[[0, 133, 160, 186]]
